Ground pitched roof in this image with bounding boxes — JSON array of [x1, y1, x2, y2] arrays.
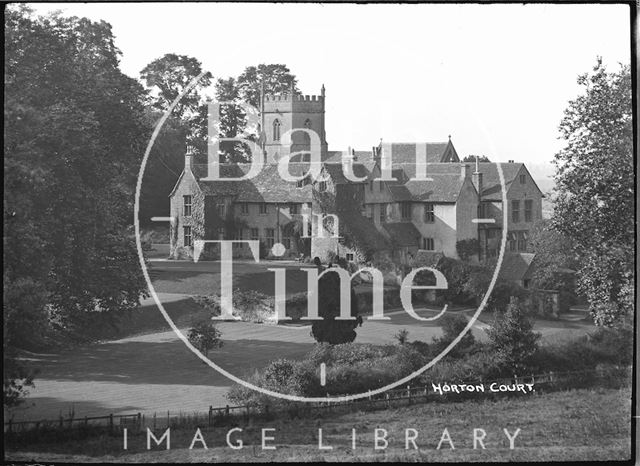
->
[[189, 162, 315, 203], [340, 213, 390, 251], [416, 162, 530, 201], [323, 162, 371, 184], [386, 142, 454, 165], [382, 222, 422, 247], [384, 169, 468, 203], [497, 252, 536, 282], [474, 163, 526, 201]]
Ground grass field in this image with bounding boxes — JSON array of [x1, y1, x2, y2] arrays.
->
[[8, 259, 596, 424], [5, 387, 632, 463]]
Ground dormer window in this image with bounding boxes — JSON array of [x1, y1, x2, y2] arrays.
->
[[318, 181, 327, 192], [273, 119, 281, 141]]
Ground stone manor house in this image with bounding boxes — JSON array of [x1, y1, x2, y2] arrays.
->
[[168, 86, 543, 269]]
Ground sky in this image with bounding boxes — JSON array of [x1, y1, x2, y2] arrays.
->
[[30, 2, 632, 166]]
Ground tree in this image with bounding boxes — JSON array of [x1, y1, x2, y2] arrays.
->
[[4, 6, 149, 405], [140, 53, 212, 120], [486, 298, 541, 372], [456, 238, 479, 261], [310, 263, 362, 345], [526, 219, 578, 311], [462, 155, 490, 163], [237, 64, 298, 108], [187, 321, 223, 357], [551, 58, 633, 326], [432, 314, 475, 358], [138, 53, 213, 222]]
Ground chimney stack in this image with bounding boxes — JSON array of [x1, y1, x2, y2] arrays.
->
[[460, 163, 470, 179], [185, 145, 194, 170], [473, 156, 483, 199]]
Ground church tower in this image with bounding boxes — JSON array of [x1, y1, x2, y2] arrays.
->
[[260, 85, 328, 163]]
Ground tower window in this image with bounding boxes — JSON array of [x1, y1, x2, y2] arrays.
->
[[304, 118, 312, 129], [273, 119, 281, 141]]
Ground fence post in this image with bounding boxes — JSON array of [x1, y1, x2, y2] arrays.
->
[[84, 416, 88, 427], [137, 413, 142, 432], [109, 414, 113, 432], [225, 405, 230, 418], [153, 412, 156, 430], [167, 411, 170, 429], [407, 386, 412, 405]]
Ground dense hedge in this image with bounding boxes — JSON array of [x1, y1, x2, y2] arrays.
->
[[227, 322, 632, 408]]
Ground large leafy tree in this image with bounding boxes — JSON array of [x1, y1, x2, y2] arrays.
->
[[526, 219, 577, 289], [138, 54, 212, 222], [237, 64, 298, 108], [140, 53, 212, 120], [551, 58, 633, 326], [4, 6, 149, 405], [192, 64, 299, 162]]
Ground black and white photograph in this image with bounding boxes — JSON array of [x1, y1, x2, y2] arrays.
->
[[4, 1, 636, 463]]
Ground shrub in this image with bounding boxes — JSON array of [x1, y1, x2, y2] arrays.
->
[[187, 321, 223, 357], [526, 325, 633, 374], [394, 329, 409, 345], [456, 238, 479, 261], [486, 297, 541, 372], [422, 347, 505, 385], [431, 314, 476, 358], [229, 343, 427, 403]]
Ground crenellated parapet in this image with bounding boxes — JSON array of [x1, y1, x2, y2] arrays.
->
[[264, 93, 323, 102], [263, 87, 325, 114]]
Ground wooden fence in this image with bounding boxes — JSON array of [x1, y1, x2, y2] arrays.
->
[[4, 366, 630, 435]]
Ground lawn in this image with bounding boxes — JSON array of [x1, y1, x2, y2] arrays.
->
[[5, 387, 632, 463], [7, 256, 597, 441], [9, 261, 596, 424]]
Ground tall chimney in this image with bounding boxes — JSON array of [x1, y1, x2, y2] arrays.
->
[[185, 145, 194, 170], [473, 156, 483, 199], [460, 163, 470, 179]]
